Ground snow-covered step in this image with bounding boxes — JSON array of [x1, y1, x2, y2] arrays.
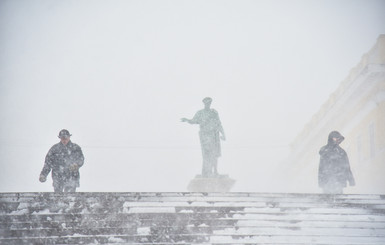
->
[[3, 225, 385, 238], [1, 192, 384, 244], [2, 192, 384, 203], [2, 234, 385, 245], [2, 197, 385, 214]]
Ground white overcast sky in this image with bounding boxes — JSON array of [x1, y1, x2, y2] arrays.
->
[[1, 0, 384, 192]]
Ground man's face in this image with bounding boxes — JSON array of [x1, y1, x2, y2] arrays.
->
[[332, 137, 341, 144], [60, 137, 70, 145]]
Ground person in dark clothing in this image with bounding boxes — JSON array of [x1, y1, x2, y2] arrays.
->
[[39, 129, 84, 193], [318, 131, 355, 194], [181, 97, 226, 177]]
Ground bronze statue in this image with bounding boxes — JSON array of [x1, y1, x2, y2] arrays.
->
[[181, 97, 226, 177]]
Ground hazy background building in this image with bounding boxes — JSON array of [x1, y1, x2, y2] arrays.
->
[[285, 35, 385, 194]]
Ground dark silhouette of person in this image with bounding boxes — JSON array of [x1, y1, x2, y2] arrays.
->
[[181, 97, 226, 177], [39, 129, 84, 192], [318, 131, 355, 194]]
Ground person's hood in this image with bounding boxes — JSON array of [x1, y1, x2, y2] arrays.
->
[[328, 131, 345, 145]]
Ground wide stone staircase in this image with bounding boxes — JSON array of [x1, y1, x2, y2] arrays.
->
[[1, 192, 385, 244]]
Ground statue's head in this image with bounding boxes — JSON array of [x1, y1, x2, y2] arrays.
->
[[202, 97, 212, 105]]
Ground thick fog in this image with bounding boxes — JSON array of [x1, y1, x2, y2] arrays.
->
[[1, 0, 384, 193]]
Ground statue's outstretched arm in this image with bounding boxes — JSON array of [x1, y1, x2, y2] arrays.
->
[[181, 118, 196, 124]]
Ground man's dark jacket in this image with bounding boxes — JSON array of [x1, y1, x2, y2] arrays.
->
[[318, 131, 354, 189], [40, 141, 84, 187]]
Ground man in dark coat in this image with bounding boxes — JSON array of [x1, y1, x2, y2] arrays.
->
[[39, 129, 84, 193], [181, 97, 226, 177], [318, 131, 355, 194]]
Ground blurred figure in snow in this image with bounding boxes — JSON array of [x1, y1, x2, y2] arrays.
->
[[318, 131, 355, 194], [181, 97, 226, 177], [39, 129, 84, 193]]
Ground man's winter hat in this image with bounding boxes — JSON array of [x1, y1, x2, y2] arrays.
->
[[202, 97, 212, 104], [328, 131, 344, 144], [58, 129, 72, 138]]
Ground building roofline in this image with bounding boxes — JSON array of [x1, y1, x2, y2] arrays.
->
[[290, 34, 385, 149]]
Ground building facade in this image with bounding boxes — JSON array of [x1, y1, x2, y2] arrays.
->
[[285, 35, 385, 194]]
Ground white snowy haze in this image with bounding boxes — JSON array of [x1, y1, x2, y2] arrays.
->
[[1, 0, 384, 193]]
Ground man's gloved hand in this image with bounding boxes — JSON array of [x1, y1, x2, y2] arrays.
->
[[349, 177, 356, 186], [69, 163, 79, 172], [39, 174, 47, 182]]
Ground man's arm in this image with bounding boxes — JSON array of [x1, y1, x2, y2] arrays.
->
[[344, 153, 355, 186], [69, 144, 85, 172], [74, 145, 85, 167], [39, 148, 54, 182]]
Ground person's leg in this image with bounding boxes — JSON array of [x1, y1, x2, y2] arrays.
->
[[63, 179, 77, 192], [334, 187, 343, 194], [53, 181, 64, 193], [323, 184, 343, 194], [64, 186, 76, 192], [322, 181, 333, 194]]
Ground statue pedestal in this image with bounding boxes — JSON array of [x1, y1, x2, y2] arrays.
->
[[187, 174, 236, 192]]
